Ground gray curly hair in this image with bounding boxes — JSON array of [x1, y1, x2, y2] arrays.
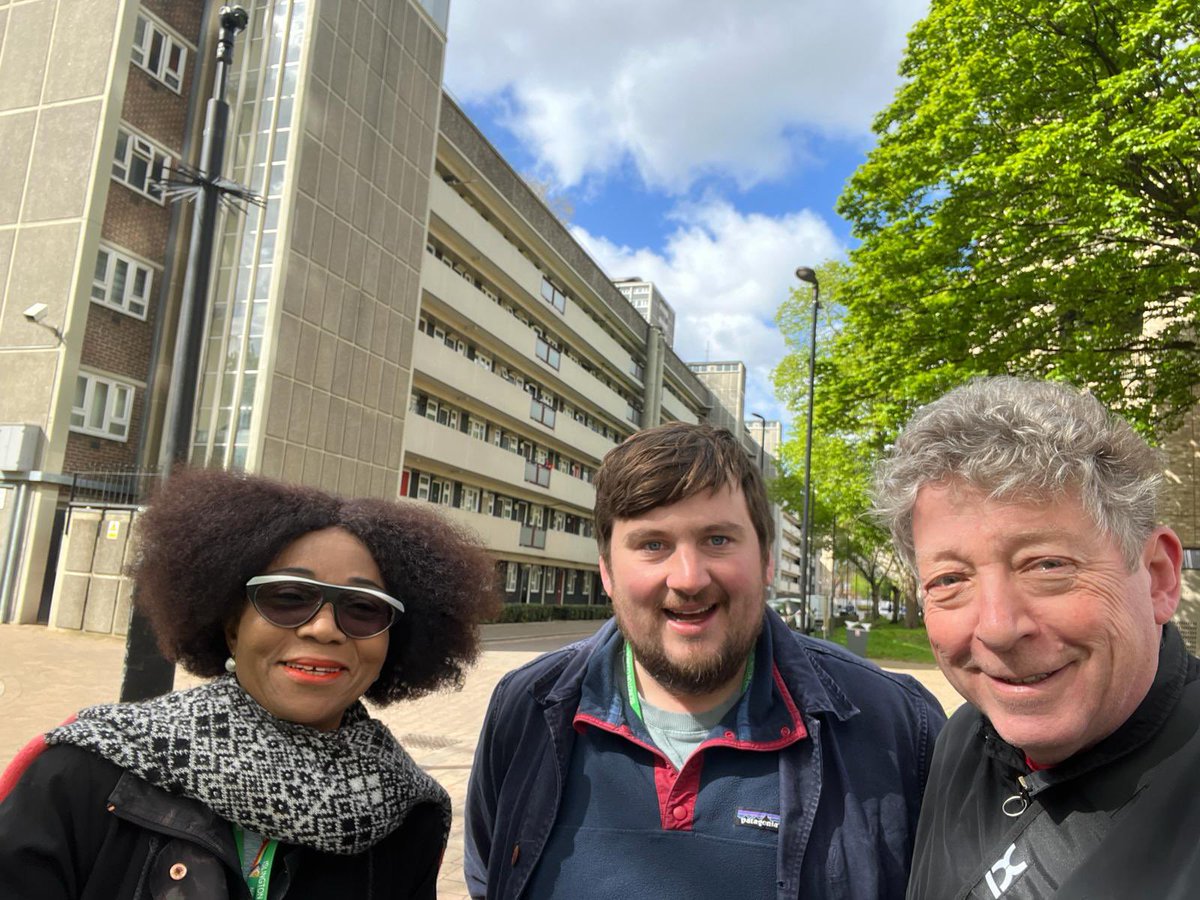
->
[[874, 376, 1162, 571]]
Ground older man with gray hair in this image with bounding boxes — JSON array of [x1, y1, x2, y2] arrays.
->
[[876, 376, 1200, 899]]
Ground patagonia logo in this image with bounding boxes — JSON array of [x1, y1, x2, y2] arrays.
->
[[735, 809, 780, 831]]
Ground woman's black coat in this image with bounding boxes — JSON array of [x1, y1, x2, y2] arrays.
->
[[0, 744, 445, 899]]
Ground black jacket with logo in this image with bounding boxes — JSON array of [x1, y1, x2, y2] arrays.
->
[[0, 744, 445, 899], [906, 623, 1200, 900]]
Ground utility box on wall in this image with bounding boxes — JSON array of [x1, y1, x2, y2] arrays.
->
[[0, 424, 41, 471]]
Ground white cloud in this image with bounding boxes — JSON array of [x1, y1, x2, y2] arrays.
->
[[571, 199, 842, 422], [446, 0, 927, 192]]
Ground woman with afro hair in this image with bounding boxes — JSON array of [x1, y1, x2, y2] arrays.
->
[[0, 467, 500, 899]]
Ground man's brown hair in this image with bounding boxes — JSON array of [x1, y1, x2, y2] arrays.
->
[[593, 422, 774, 561]]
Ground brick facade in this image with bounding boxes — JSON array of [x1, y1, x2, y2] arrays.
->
[[68, 1, 205, 472]]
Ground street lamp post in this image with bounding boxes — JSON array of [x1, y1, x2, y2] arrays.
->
[[794, 266, 819, 633], [750, 411, 767, 473]]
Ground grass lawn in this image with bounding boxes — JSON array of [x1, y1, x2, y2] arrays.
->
[[823, 620, 935, 665]]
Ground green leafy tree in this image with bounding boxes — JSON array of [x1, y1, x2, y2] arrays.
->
[[833, 0, 1200, 441]]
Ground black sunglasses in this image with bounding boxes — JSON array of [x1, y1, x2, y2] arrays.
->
[[246, 575, 404, 639]]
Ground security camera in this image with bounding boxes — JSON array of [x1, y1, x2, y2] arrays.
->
[[220, 5, 249, 31], [23, 303, 48, 324]]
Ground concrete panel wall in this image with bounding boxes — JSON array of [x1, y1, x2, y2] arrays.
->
[[0, 0, 130, 623], [255, 0, 446, 499], [49, 505, 138, 634]]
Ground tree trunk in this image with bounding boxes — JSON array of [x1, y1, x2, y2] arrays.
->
[[903, 571, 920, 628]]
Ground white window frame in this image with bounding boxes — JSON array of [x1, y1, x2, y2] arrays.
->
[[469, 417, 487, 441], [416, 473, 431, 500], [535, 336, 561, 369], [567, 570, 577, 595], [131, 13, 188, 93], [71, 372, 135, 442], [540, 277, 567, 314], [112, 128, 172, 203], [505, 562, 518, 592], [91, 245, 153, 319], [462, 486, 480, 513]]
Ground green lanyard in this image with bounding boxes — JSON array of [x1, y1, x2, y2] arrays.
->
[[623, 641, 754, 721], [233, 825, 279, 900]]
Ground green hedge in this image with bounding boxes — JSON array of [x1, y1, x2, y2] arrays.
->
[[489, 603, 614, 624]]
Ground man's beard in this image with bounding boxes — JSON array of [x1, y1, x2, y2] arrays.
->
[[617, 604, 763, 698]]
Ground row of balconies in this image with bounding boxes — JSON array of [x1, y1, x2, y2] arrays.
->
[[420, 252, 642, 431], [433, 504, 600, 567], [428, 178, 642, 386], [402, 413, 596, 512], [412, 330, 617, 463]]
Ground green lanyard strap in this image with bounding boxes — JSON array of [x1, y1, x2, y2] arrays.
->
[[234, 825, 280, 900], [623, 640, 754, 721]]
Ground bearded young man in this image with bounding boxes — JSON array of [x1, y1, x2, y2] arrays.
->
[[464, 423, 945, 900]]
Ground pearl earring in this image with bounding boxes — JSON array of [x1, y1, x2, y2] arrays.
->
[[225, 656, 237, 674]]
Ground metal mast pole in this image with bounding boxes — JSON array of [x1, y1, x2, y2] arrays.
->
[[121, 6, 249, 702], [794, 267, 819, 633]]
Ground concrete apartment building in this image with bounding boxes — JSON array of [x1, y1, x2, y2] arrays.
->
[[613, 277, 676, 349], [0, 0, 453, 627], [747, 418, 782, 460], [403, 98, 719, 604], [689, 360, 746, 425]]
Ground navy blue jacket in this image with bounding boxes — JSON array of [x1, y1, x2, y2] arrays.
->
[[464, 610, 946, 899]]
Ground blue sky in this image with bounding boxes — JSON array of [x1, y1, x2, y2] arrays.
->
[[441, 0, 929, 433]]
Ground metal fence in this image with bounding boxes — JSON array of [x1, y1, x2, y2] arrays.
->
[[66, 467, 161, 508]]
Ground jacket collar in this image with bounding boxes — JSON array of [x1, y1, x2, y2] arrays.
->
[[765, 609, 861, 721], [531, 608, 860, 723], [984, 621, 1194, 789], [107, 772, 241, 869]]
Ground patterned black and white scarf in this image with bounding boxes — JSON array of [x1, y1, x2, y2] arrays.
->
[[46, 675, 449, 855]]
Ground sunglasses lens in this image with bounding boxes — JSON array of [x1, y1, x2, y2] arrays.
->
[[252, 580, 323, 627], [334, 592, 394, 638]]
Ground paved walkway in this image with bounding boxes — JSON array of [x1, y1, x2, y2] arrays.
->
[[0, 622, 962, 900]]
